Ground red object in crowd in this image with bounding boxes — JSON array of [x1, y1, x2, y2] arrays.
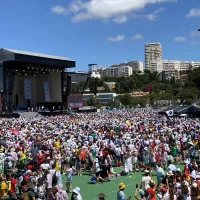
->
[[183, 164, 189, 177], [27, 165, 33, 170], [37, 153, 45, 164]]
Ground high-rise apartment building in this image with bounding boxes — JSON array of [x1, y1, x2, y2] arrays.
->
[[145, 43, 162, 70], [96, 60, 143, 77], [149, 60, 164, 73], [149, 60, 200, 73]]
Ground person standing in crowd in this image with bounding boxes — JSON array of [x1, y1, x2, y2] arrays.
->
[[117, 182, 131, 200], [71, 187, 82, 200], [124, 147, 133, 175], [156, 163, 165, 186], [0, 108, 200, 199], [65, 164, 73, 193]]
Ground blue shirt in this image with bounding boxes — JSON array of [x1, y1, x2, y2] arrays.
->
[[117, 190, 126, 200]]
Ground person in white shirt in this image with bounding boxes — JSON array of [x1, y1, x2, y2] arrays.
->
[[71, 187, 82, 200], [140, 170, 151, 190], [45, 170, 52, 192]]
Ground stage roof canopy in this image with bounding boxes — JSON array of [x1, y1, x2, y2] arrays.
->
[[0, 48, 75, 69], [159, 105, 200, 115]]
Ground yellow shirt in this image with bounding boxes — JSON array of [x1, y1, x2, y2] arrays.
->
[[1, 181, 7, 197], [55, 161, 60, 171], [0, 147, 4, 153], [20, 151, 26, 160], [54, 141, 60, 149]]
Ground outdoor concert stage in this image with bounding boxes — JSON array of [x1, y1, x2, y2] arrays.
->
[[0, 48, 75, 113]]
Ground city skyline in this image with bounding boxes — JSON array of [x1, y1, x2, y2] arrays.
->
[[0, 0, 200, 70]]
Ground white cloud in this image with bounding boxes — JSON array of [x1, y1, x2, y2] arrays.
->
[[133, 7, 165, 21], [192, 41, 200, 45], [190, 30, 200, 37], [51, 5, 68, 16], [133, 34, 143, 40], [63, 0, 175, 22], [113, 15, 128, 24], [173, 36, 187, 42], [186, 8, 200, 18], [153, 7, 165, 14], [107, 34, 125, 42]]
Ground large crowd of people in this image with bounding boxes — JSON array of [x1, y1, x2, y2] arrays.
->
[[0, 108, 200, 200]]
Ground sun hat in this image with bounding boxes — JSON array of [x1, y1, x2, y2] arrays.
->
[[192, 182, 198, 188], [119, 182, 125, 189], [149, 179, 155, 186], [144, 147, 148, 151], [184, 160, 189, 164], [174, 182, 181, 188], [182, 181, 189, 186], [167, 171, 174, 176], [190, 171, 197, 179], [98, 193, 107, 198], [73, 187, 80, 195]]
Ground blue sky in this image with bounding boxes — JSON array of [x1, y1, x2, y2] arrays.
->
[[0, 0, 200, 71]]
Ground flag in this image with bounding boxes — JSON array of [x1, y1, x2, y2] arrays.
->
[[166, 110, 174, 116]]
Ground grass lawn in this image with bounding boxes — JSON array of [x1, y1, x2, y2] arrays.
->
[[62, 165, 184, 200], [62, 168, 147, 200]]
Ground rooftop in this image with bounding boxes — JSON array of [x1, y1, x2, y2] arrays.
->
[[3, 48, 74, 62]]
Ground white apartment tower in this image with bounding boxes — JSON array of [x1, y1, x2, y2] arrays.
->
[[145, 43, 162, 70]]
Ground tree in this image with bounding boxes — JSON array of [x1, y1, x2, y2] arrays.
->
[[85, 97, 101, 108], [107, 99, 120, 108], [118, 94, 132, 106], [188, 67, 200, 89], [89, 78, 104, 94], [176, 87, 199, 104]]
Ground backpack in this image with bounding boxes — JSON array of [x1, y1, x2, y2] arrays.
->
[[4, 162, 11, 172], [6, 181, 11, 192], [52, 170, 58, 185], [21, 192, 29, 200], [120, 171, 128, 176]]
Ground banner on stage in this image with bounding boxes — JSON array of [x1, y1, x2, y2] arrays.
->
[[43, 82, 50, 102], [24, 79, 32, 99]]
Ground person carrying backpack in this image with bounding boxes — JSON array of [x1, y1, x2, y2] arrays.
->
[[21, 182, 36, 200]]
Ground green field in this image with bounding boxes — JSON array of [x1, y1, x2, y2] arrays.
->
[[62, 165, 184, 200], [62, 168, 145, 200]]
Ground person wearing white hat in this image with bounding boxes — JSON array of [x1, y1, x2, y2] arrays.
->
[[71, 187, 82, 200]]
